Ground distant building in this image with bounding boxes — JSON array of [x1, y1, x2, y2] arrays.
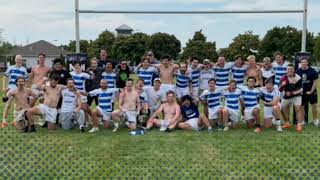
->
[[10, 40, 68, 68], [115, 24, 133, 37]]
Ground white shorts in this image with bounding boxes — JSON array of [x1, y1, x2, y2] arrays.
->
[[122, 111, 138, 123], [191, 87, 199, 98], [208, 106, 221, 120], [14, 109, 27, 122], [80, 95, 87, 103], [97, 106, 112, 121], [264, 106, 273, 119], [244, 106, 259, 121], [160, 119, 170, 130], [226, 108, 240, 122], [160, 84, 176, 101], [37, 104, 58, 123], [186, 118, 199, 130], [176, 87, 190, 99], [281, 96, 302, 107]]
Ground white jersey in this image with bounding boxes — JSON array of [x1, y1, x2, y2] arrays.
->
[[70, 71, 91, 91], [144, 87, 163, 110], [101, 71, 117, 88], [200, 87, 225, 109], [272, 61, 289, 86], [222, 88, 242, 111], [89, 88, 119, 112], [5, 65, 29, 89], [61, 89, 78, 113], [261, 67, 274, 79], [199, 69, 215, 90], [213, 62, 234, 87], [231, 65, 248, 85]]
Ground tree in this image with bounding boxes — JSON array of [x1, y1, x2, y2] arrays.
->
[[227, 31, 260, 61], [111, 33, 150, 65], [147, 32, 181, 60], [87, 30, 116, 58], [65, 40, 90, 53], [313, 33, 320, 64], [180, 30, 217, 62], [260, 26, 315, 60]]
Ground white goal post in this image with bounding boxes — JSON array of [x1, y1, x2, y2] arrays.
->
[[74, 0, 308, 54]]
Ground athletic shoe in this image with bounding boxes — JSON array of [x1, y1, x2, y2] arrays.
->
[[254, 127, 262, 133], [208, 128, 213, 133], [164, 128, 172, 133], [223, 127, 229, 132], [1, 122, 8, 128], [296, 124, 303, 133], [88, 127, 99, 133], [217, 125, 223, 131], [112, 127, 118, 132], [313, 120, 319, 126], [159, 127, 167, 132], [29, 125, 36, 133], [272, 118, 276, 125], [276, 124, 283, 132], [282, 122, 290, 129], [80, 127, 85, 133]]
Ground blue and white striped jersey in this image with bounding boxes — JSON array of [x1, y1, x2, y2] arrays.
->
[[89, 88, 118, 112], [175, 70, 191, 89], [272, 61, 289, 86], [199, 69, 215, 90], [102, 71, 117, 88], [200, 87, 224, 109], [70, 71, 91, 91], [222, 88, 242, 111], [213, 62, 233, 87], [231, 65, 248, 85], [188, 67, 201, 88], [239, 85, 261, 108], [135, 67, 157, 86], [5, 65, 28, 88], [259, 87, 281, 104]]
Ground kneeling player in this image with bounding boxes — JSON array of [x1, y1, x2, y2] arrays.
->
[[239, 77, 262, 133], [259, 78, 282, 132], [200, 79, 224, 131], [60, 78, 85, 132], [178, 95, 212, 132], [221, 80, 242, 131], [2, 77, 37, 132]]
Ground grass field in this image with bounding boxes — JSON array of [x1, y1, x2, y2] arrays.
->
[[0, 76, 320, 178]]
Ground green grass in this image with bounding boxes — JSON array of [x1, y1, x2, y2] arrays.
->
[[0, 76, 320, 178]]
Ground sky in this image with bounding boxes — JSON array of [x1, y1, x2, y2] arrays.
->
[[0, 0, 319, 49]]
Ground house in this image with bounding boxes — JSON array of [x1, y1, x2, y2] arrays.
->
[[10, 40, 68, 68], [115, 24, 133, 37]]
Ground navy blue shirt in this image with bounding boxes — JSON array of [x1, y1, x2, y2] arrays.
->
[[181, 104, 199, 121]]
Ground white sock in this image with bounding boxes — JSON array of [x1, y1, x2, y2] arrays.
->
[[114, 122, 119, 128], [208, 126, 212, 130], [2, 118, 7, 122]]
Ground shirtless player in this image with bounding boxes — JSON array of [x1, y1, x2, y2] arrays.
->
[[153, 55, 179, 97], [246, 55, 263, 87], [29, 53, 51, 99], [26, 75, 64, 131], [112, 78, 141, 131], [145, 90, 181, 132], [2, 77, 37, 132]]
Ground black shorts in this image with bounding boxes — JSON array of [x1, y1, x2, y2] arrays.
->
[[302, 91, 318, 105]]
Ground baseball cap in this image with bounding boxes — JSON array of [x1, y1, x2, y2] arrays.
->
[[154, 78, 161, 83], [203, 59, 210, 63], [147, 51, 154, 56]]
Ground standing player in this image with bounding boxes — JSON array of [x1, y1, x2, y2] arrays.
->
[[212, 56, 233, 88], [50, 58, 71, 85], [199, 59, 215, 92], [259, 78, 282, 131], [272, 51, 289, 87], [135, 57, 158, 88], [86, 58, 103, 106], [296, 57, 318, 125], [26, 75, 64, 131], [261, 57, 275, 86], [188, 57, 201, 99], [280, 64, 303, 132], [221, 80, 242, 131], [101, 61, 117, 88], [60, 78, 85, 132], [246, 55, 263, 87], [144, 78, 164, 115], [178, 95, 212, 132], [175, 62, 192, 102], [2, 77, 37, 132], [87, 79, 119, 133], [145, 90, 181, 132], [239, 77, 262, 133], [231, 55, 248, 86], [200, 79, 224, 130], [112, 78, 140, 131], [2, 55, 29, 128]]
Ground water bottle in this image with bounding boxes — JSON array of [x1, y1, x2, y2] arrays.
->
[[129, 130, 145, 136]]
